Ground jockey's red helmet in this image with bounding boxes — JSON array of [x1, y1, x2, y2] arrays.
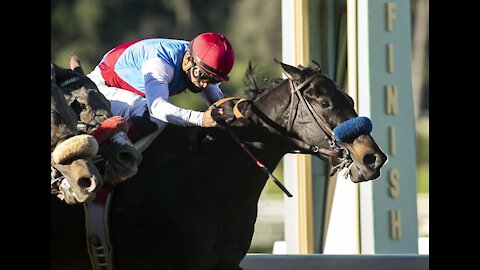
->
[[189, 32, 235, 81]]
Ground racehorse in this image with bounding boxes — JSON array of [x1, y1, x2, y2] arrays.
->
[[51, 63, 101, 204], [51, 56, 142, 203], [52, 59, 142, 185], [51, 59, 387, 269]]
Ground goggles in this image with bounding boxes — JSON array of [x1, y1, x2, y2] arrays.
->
[[192, 64, 222, 84]]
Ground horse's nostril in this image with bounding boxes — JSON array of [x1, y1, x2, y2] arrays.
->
[[363, 154, 377, 168], [78, 177, 93, 189]]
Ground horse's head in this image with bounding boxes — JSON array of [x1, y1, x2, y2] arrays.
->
[[247, 60, 387, 183], [53, 60, 142, 185], [278, 60, 387, 182], [51, 63, 102, 204]]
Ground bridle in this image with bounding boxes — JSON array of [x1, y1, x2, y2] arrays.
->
[[212, 73, 356, 178], [282, 73, 355, 177]]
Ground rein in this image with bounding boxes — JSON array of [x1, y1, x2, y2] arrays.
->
[[214, 72, 355, 178], [212, 98, 293, 197]]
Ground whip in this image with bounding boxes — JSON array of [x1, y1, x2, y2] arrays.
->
[[213, 110, 293, 197]]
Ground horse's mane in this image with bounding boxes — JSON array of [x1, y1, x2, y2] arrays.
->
[[242, 62, 282, 101], [242, 61, 322, 101]]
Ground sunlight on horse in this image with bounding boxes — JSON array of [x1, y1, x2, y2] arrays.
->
[[51, 60, 387, 270]]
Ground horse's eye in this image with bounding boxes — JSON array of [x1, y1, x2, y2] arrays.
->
[[321, 100, 330, 108]]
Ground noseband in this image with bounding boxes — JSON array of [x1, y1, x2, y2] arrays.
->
[[286, 74, 353, 177]]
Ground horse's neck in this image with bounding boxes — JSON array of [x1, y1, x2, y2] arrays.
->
[[243, 80, 292, 133], [233, 82, 295, 164], [222, 125, 289, 172]]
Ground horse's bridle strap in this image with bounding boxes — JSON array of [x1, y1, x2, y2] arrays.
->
[[288, 136, 340, 157], [289, 76, 334, 137], [214, 85, 339, 158], [211, 97, 251, 126], [286, 75, 320, 133], [286, 74, 341, 159]]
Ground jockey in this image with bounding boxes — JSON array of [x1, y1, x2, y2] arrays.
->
[[87, 32, 234, 142]]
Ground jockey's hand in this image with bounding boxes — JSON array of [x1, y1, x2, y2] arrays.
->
[[202, 107, 226, 129]]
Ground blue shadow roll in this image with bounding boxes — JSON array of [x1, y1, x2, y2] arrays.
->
[[333, 116, 373, 142]]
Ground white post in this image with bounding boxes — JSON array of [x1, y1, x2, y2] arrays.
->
[[282, 0, 314, 254]]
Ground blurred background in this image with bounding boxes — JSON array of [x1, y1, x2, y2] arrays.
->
[[51, 0, 428, 254]]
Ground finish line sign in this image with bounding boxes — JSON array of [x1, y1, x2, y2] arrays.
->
[[356, 0, 418, 254]]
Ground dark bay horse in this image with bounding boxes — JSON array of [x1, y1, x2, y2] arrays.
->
[[51, 60, 387, 269], [51, 63, 101, 204]]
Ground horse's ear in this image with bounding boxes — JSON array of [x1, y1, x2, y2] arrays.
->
[[274, 58, 303, 81], [311, 60, 322, 72], [70, 54, 85, 76]]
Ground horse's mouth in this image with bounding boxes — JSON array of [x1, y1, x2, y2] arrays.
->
[[348, 164, 367, 183], [348, 163, 381, 183], [57, 178, 96, 204], [321, 154, 381, 183]]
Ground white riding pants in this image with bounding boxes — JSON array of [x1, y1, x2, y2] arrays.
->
[[87, 67, 167, 132]]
